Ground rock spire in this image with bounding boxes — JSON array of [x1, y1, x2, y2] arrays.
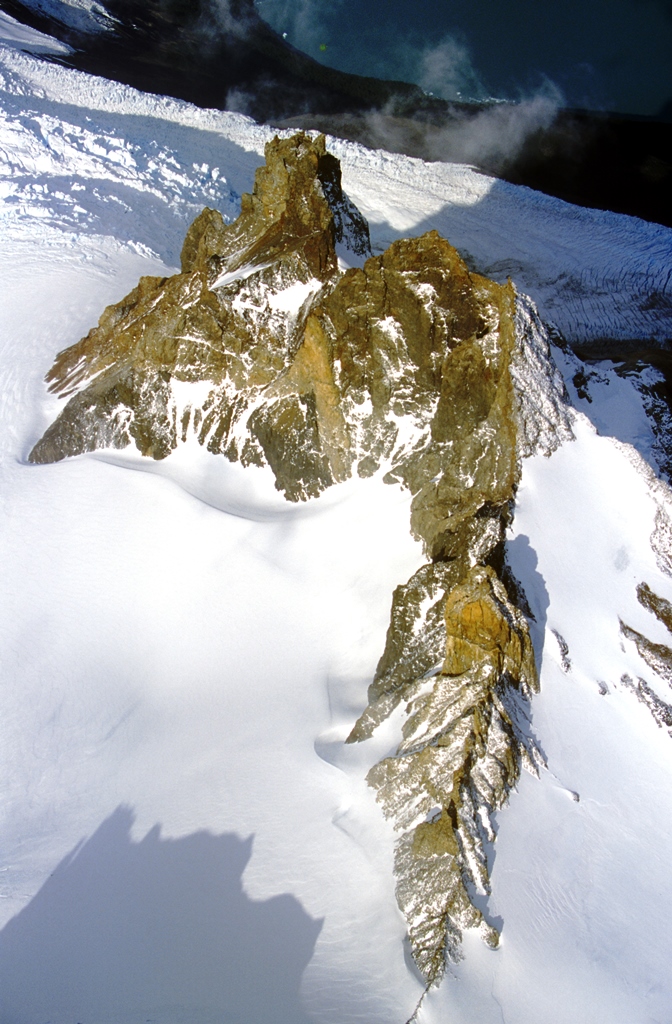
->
[[30, 131, 571, 983]]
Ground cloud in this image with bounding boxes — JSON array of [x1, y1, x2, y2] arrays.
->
[[244, 7, 485, 106], [220, 1, 562, 172], [361, 80, 564, 173], [415, 35, 486, 103], [426, 86, 564, 169]]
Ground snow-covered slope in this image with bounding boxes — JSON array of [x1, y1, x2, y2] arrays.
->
[[2, 26, 672, 1024], [1, 39, 671, 346]]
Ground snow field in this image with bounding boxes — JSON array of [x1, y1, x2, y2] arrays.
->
[[2, 22, 672, 1023], [0, 250, 427, 1021]]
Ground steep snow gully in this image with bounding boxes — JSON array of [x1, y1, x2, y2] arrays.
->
[[2, 16, 672, 1024]]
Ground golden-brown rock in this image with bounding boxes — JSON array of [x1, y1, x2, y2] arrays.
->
[[28, 132, 569, 986], [364, 567, 538, 984]]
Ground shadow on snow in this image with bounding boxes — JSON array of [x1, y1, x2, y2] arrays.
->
[[0, 805, 322, 1024]]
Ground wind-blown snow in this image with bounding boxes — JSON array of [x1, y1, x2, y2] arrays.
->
[[2, 21, 672, 1024]]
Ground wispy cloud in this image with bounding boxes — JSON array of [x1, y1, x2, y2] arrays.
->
[[202, 0, 257, 35], [253, 5, 485, 104], [417, 35, 479, 100], [414, 34, 486, 102], [360, 80, 564, 173], [427, 85, 563, 169]]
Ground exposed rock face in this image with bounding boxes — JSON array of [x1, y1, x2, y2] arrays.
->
[[621, 581, 672, 736], [30, 132, 371, 490], [30, 132, 571, 985], [365, 565, 539, 981]]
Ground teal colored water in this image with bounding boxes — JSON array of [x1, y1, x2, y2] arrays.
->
[[255, 0, 672, 117]]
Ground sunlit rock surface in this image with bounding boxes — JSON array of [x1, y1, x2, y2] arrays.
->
[[30, 131, 573, 984], [29, 132, 371, 486], [620, 580, 672, 735]]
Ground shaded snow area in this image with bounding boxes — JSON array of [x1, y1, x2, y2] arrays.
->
[[2, 26, 672, 1024]]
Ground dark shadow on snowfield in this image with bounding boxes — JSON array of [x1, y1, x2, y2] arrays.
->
[[506, 533, 549, 667], [0, 805, 322, 1024]]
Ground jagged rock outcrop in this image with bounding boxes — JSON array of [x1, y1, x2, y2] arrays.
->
[[30, 132, 371, 492], [364, 565, 539, 982], [621, 581, 672, 735], [29, 131, 572, 985]]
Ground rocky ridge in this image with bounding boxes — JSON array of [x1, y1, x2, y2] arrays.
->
[[29, 132, 572, 985], [620, 581, 672, 734]]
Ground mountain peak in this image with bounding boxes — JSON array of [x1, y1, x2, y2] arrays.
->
[[180, 132, 370, 282], [28, 132, 572, 982]]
